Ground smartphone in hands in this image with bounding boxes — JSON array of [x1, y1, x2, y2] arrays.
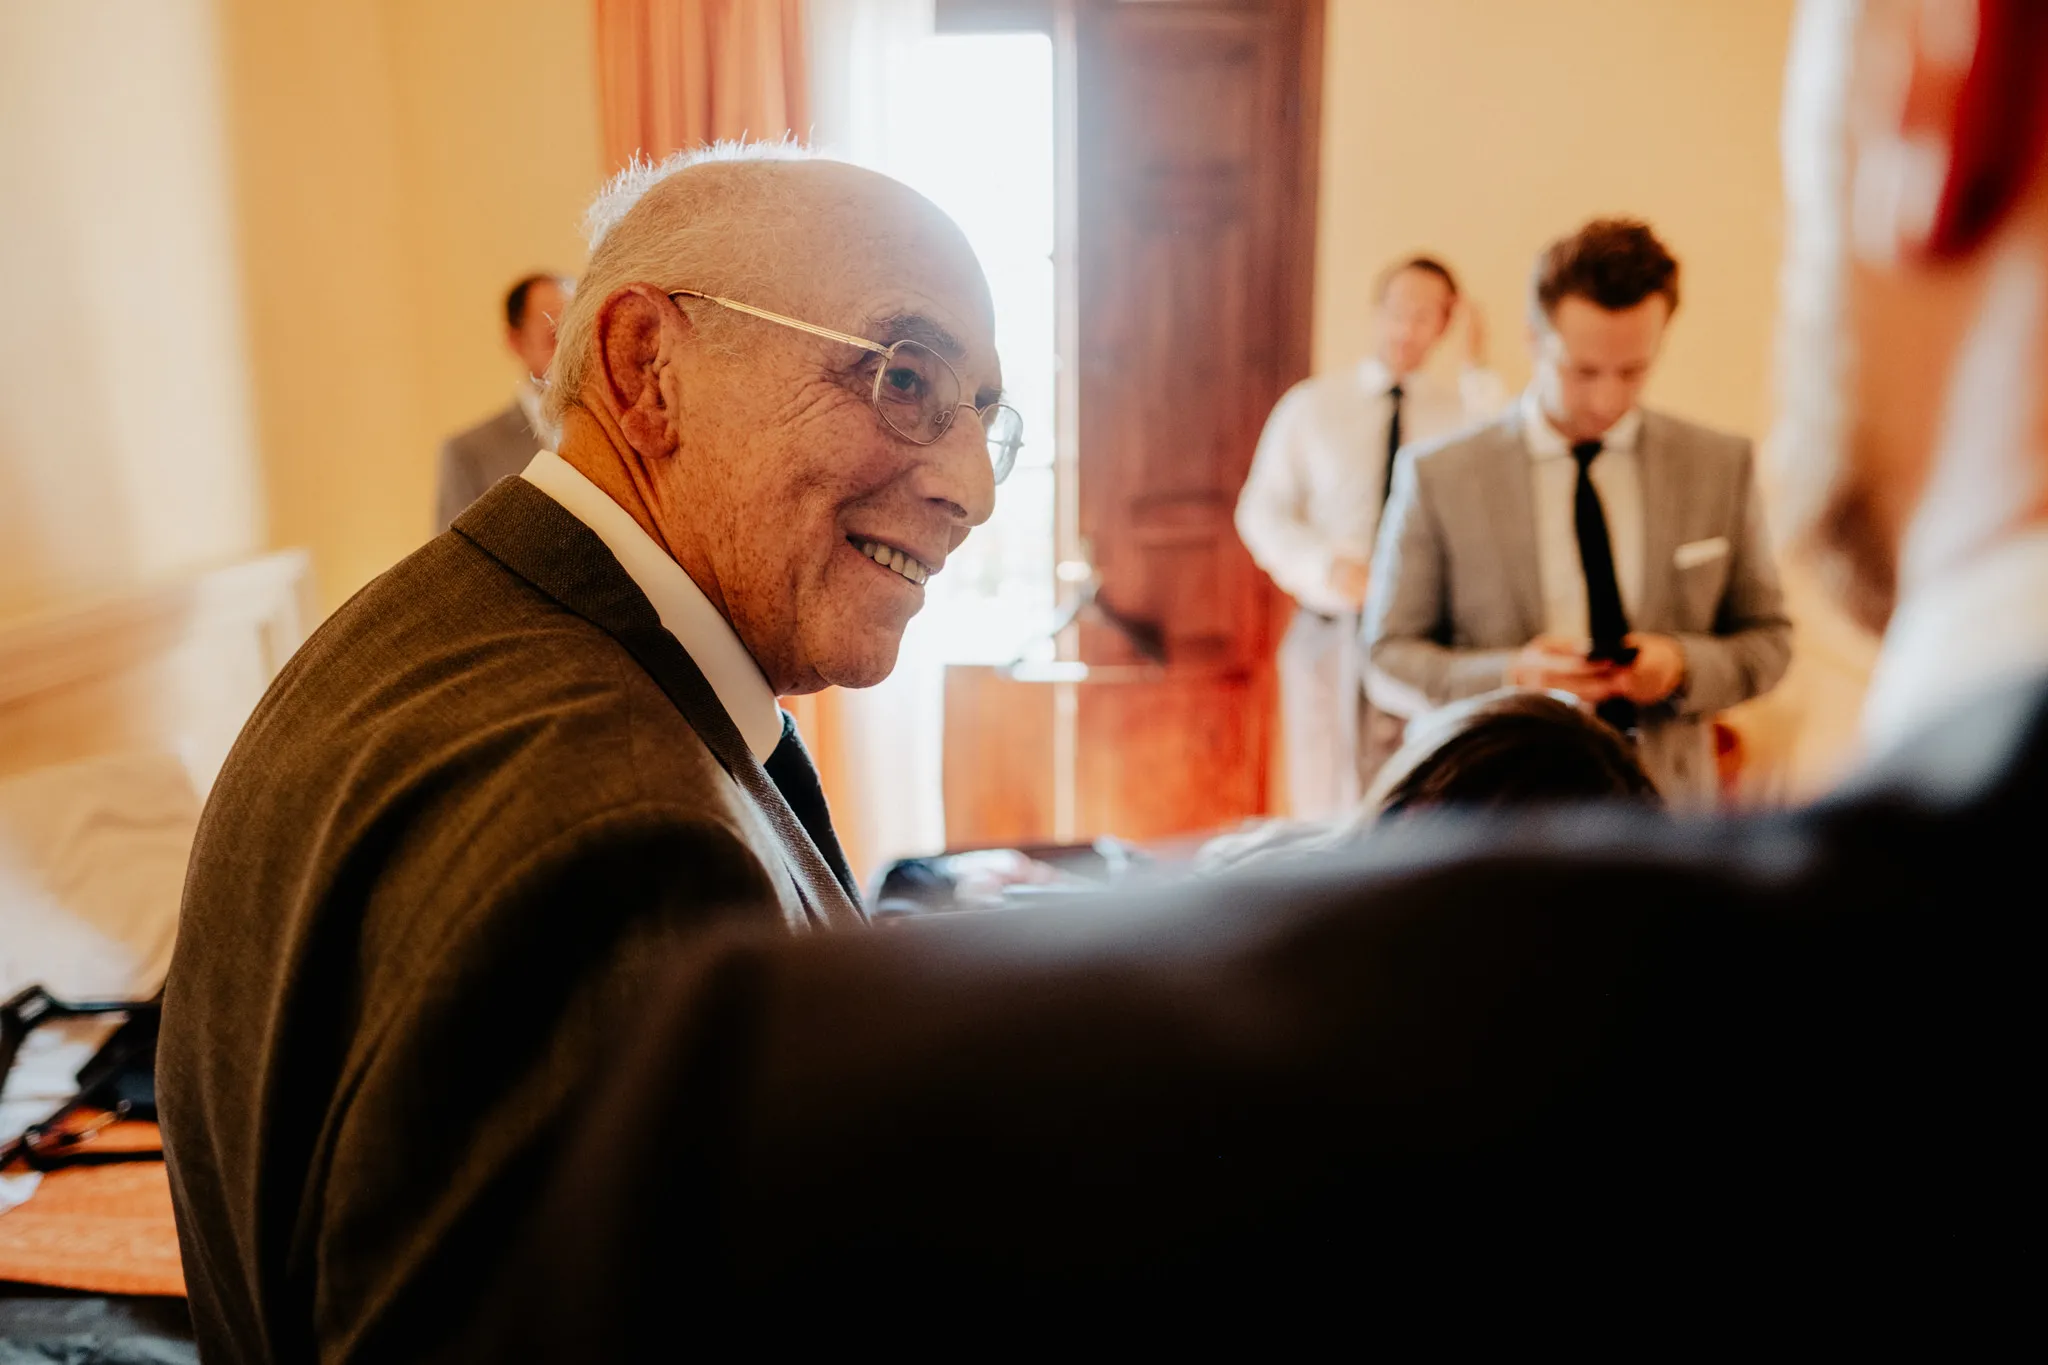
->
[[1585, 641, 1638, 667]]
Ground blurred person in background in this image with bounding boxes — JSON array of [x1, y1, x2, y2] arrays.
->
[[1236, 256, 1506, 817], [434, 272, 571, 528], [1365, 221, 1793, 805]]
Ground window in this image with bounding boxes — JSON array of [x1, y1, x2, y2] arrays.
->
[[881, 32, 1059, 665]]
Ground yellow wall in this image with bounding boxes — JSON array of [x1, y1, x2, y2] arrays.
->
[[0, 0, 262, 620], [1315, 0, 1796, 438], [222, 0, 604, 612]]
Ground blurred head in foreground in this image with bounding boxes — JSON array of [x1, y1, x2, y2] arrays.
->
[[1198, 690, 1657, 872], [1364, 690, 1662, 819], [1776, 0, 2048, 634]]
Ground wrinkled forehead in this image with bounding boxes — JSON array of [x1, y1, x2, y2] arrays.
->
[[765, 164, 997, 380]]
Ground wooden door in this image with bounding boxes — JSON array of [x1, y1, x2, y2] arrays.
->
[[939, 0, 1321, 849], [1069, 0, 1321, 837]]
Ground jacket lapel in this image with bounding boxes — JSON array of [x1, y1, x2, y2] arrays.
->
[[1479, 413, 1547, 641], [454, 479, 865, 929], [1633, 412, 1680, 632]]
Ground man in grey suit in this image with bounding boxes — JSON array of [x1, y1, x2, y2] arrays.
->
[[1364, 220, 1792, 803], [432, 273, 570, 529], [160, 151, 1015, 1363]]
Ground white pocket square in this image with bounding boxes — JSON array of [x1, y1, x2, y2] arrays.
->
[[1673, 536, 1730, 570]]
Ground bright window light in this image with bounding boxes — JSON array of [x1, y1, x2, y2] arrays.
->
[[885, 32, 1058, 665]]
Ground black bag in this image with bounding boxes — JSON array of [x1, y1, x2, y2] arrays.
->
[[0, 985, 163, 1170]]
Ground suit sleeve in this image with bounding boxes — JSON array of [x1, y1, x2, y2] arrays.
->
[[1363, 450, 1520, 715], [1234, 385, 1344, 613], [1667, 446, 1794, 717], [312, 807, 782, 1363], [436, 438, 487, 532]]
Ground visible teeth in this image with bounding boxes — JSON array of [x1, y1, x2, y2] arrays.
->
[[853, 538, 928, 586]]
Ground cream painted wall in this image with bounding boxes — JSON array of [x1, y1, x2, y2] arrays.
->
[[1315, 0, 1796, 438], [222, 0, 603, 612], [0, 0, 262, 620]]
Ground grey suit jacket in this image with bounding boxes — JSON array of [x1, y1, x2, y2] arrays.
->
[[160, 477, 860, 1365], [1362, 407, 1792, 802], [435, 402, 543, 529]]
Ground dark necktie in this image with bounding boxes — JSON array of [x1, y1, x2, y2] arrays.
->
[[1381, 383, 1405, 508], [764, 711, 861, 905], [1570, 439, 1638, 735]]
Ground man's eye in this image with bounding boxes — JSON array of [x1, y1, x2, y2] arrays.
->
[[881, 366, 927, 401]]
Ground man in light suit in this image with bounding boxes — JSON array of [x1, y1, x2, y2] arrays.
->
[[433, 273, 570, 529], [1364, 220, 1792, 803]]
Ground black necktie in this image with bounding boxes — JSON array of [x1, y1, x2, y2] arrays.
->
[[1570, 439, 1638, 735], [1381, 383, 1405, 508], [764, 711, 861, 904]]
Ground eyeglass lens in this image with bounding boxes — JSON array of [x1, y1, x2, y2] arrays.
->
[[869, 340, 1023, 484]]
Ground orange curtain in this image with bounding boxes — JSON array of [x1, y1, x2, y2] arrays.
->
[[594, 0, 811, 170]]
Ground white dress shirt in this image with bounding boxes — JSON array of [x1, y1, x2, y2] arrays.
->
[[520, 450, 784, 762], [1523, 389, 1645, 647], [1861, 525, 2048, 756], [1236, 358, 1507, 616]]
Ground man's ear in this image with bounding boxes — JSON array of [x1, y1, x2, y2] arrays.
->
[[591, 284, 687, 459], [1857, 0, 2048, 263]]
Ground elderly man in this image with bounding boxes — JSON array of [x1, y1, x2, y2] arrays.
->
[[158, 152, 1019, 1362], [493, 0, 2039, 1338]]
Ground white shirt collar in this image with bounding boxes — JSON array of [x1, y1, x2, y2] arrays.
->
[[1862, 525, 2048, 756], [519, 451, 784, 762], [1520, 387, 1642, 460]]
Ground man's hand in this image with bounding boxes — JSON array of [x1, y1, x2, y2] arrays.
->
[[1327, 556, 1371, 611], [1509, 634, 1618, 702], [1454, 297, 1489, 370], [1607, 632, 1687, 705]]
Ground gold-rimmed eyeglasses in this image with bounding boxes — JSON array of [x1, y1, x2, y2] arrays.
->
[[667, 290, 1023, 485]]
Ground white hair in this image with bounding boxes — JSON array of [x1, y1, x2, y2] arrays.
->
[[542, 139, 818, 434]]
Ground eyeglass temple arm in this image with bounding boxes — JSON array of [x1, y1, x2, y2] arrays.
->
[[668, 290, 889, 357]]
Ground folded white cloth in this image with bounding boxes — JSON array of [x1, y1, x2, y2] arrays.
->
[[0, 752, 200, 1002]]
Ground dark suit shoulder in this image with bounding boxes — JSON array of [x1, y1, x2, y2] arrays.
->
[[222, 531, 751, 863]]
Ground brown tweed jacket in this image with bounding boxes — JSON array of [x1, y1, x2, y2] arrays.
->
[[158, 477, 861, 1365]]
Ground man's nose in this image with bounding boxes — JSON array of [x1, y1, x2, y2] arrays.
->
[[910, 409, 998, 528]]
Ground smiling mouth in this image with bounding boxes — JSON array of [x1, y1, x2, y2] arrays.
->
[[849, 536, 933, 587]]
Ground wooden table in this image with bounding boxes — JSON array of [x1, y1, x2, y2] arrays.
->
[[0, 1120, 183, 1298]]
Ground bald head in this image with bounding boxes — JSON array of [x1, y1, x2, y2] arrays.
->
[[548, 152, 991, 432], [545, 146, 1004, 696]]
